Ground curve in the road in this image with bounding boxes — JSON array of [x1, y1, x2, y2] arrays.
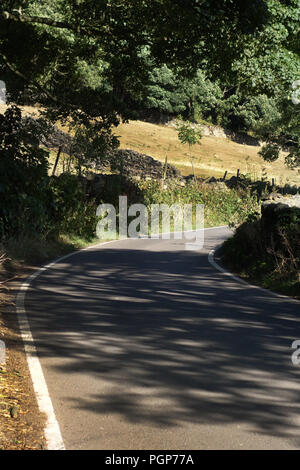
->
[[17, 227, 300, 450]]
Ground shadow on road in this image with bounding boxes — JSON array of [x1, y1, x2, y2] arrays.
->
[[25, 243, 300, 442]]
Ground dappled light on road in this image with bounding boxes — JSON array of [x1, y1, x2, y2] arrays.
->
[[24, 230, 300, 449]]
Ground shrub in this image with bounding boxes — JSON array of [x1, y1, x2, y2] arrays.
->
[[222, 206, 300, 293], [138, 179, 259, 227], [0, 106, 50, 238], [49, 174, 98, 239]]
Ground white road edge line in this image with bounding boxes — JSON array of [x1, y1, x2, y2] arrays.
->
[[15, 225, 229, 451], [16, 238, 120, 451], [208, 244, 300, 304]]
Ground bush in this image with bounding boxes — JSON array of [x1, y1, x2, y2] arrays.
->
[[234, 95, 281, 137], [0, 106, 50, 238], [49, 174, 98, 239], [138, 179, 259, 227], [222, 206, 300, 294]]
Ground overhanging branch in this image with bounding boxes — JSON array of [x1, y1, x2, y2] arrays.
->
[[0, 52, 58, 103], [1, 10, 108, 36], [2, 10, 73, 30]]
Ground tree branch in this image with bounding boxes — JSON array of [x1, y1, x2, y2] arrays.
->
[[2, 10, 76, 30], [0, 52, 58, 103], [1, 10, 108, 36]]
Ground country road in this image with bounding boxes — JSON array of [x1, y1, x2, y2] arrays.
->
[[21, 226, 300, 450]]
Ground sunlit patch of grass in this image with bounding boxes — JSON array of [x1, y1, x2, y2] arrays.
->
[[114, 120, 300, 185]]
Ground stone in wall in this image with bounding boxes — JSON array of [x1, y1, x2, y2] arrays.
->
[[109, 149, 182, 180]]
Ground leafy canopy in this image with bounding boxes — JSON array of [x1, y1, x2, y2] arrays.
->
[[0, 1, 299, 167]]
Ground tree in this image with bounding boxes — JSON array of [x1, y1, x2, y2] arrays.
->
[[259, 94, 300, 170], [140, 63, 188, 118], [134, 64, 224, 123], [1, 1, 298, 171], [176, 119, 202, 180], [225, 0, 300, 95], [0, 2, 278, 145], [0, 106, 50, 236]]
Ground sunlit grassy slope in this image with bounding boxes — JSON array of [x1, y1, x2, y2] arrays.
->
[[1, 105, 299, 185], [0, 104, 39, 117], [115, 120, 300, 185]]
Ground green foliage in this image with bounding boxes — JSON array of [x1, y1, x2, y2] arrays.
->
[[142, 64, 187, 115], [1, 0, 292, 145], [259, 143, 281, 162], [259, 94, 300, 169], [132, 61, 292, 147], [0, 0, 299, 266], [175, 119, 202, 179], [0, 106, 100, 241], [231, 0, 300, 95], [49, 174, 98, 238], [0, 105, 50, 238], [71, 120, 120, 174], [185, 70, 223, 122], [233, 95, 281, 136], [286, 148, 300, 169], [138, 179, 259, 227], [135, 65, 223, 121], [176, 120, 202, 147], [222, 206, 300, 295], [0, 1, 252, 112], [0, 0, 299, 173]]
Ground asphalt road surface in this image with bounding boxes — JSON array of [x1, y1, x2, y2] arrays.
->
[[24, 227, 300, 449]]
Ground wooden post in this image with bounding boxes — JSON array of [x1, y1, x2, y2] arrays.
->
[[163, 155, 168, 181], [161, 155, 168, 189], [52, 146, 62, 176]]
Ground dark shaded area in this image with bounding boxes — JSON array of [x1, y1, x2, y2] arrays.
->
[[222, 203, 300, 298], [24, 236, 300, 446]]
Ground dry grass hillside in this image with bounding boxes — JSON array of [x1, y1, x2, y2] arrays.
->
[[1, 104, 299, 185], [0, 104, 39, 117], [115, 120, 300, 185]]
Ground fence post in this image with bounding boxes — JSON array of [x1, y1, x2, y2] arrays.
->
[[52, 146, 62, 176]]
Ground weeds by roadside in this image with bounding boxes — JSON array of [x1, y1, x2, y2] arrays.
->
[[139, 179, 259, 227], [221, 207, 300, 298]]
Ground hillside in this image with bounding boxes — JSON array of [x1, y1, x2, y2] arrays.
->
[[115, 120, 300, 186], [1, 104, 299, 186]]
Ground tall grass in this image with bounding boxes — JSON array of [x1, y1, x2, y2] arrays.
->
[[138, 179, 260, 227]]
